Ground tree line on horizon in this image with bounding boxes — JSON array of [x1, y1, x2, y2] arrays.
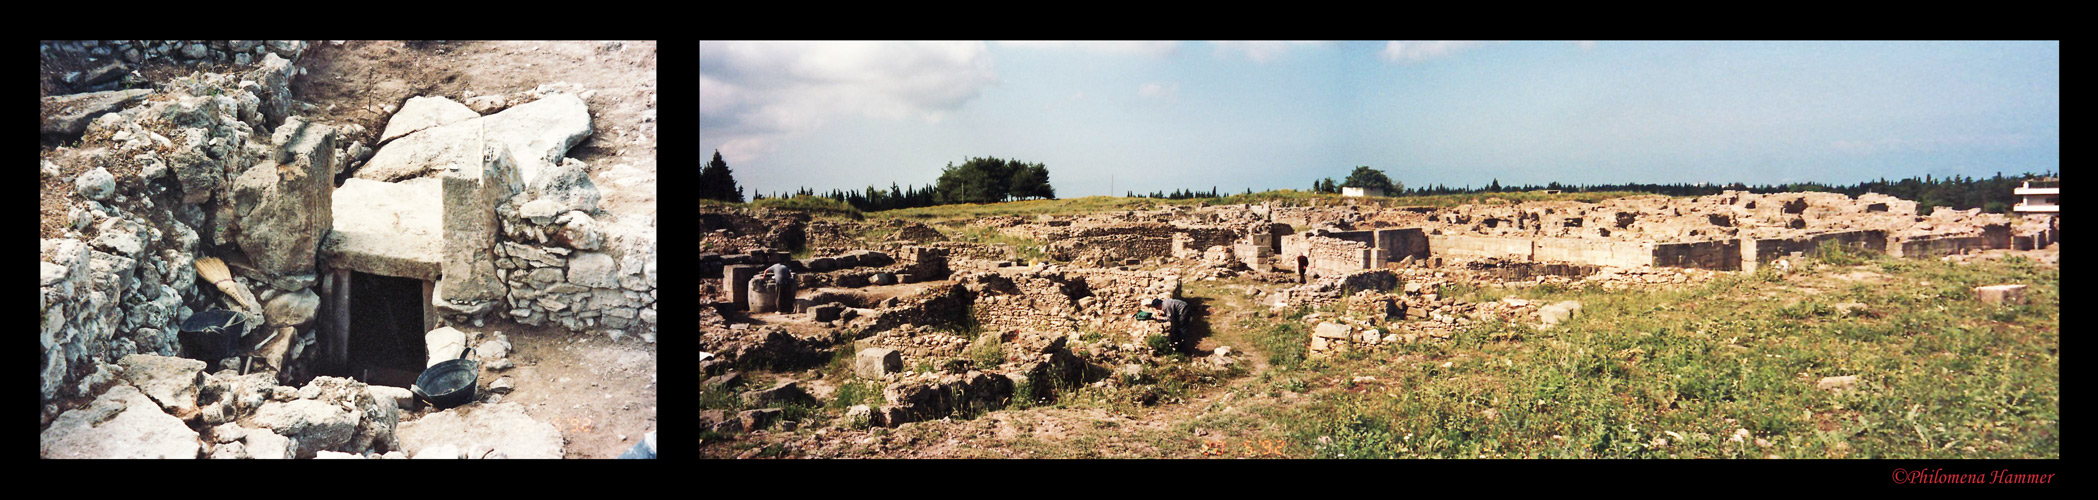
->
[[701, 152, 1057, 212], [706, 153, 2055, 216]]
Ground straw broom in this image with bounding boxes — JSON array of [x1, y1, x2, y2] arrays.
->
[[194, 257, 262, 314]]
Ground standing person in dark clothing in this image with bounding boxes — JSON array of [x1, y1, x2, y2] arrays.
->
[[765, 262, 795, 312], [1296, 253, 1310, 283], [1146, 298, 1190, 352]]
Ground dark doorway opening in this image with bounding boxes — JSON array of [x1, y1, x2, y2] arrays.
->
[[334, 271, 429, 388]]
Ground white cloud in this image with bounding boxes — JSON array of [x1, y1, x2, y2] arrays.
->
[[700, 41, 998, 162], [1211, 41, 1325, 63], [1380, 41, 1491, 62], [1138, 82, 1179, 104], [996, 40, 1180, 58]]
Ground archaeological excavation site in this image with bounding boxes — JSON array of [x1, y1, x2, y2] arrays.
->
[[39, 40, 658, 459], [700, 189, 2058, 459]]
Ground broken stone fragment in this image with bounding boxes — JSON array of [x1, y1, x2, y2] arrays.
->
[[117, 354, 206, 417], [854, 348, 903, 379], [424, 327, 467, 367], [75, 167, 116, 201]]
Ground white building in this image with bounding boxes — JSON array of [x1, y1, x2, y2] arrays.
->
[[2013, 178, 2059, 214], [1341, 186, 1385, 198]]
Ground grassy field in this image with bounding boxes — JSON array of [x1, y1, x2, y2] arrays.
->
[[1210, 245, 2058, 459]]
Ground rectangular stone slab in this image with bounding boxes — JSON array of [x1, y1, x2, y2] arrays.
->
[[323, 178, 442, 280]]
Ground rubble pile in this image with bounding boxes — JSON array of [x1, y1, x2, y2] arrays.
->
[[699, 205, 809, 255], [38, 353, 460, 459]]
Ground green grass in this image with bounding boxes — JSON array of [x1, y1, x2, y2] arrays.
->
[[949, 224, 1048, 263], [964, 333, 1006, 369], [747, 195, 865, 220], [1259, 251, 2057, 458], [873, 196, 1200, 222], [865, 190, 1663, 223]]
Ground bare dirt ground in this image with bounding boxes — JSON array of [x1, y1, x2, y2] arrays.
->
[[438, 320, 657, 459]]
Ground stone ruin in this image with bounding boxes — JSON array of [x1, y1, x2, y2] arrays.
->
[[38, 41, 638, 458], [1258, 191, 2051, 276], [705, 190, 2057, 436]]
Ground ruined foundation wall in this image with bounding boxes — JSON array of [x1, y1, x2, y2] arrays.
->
[[1651, 239, 1736, 270], [1282, 234, 1372, 278], [1738, 230, 1887, 271], [1890, 234, 1991, 258], [1427, 234, 1537, 263], [1534, 237, 1659, 269], [962, 268, 1179, 344]]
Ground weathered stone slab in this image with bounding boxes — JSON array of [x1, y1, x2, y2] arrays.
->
[[233, 117, 335, 280], [116, 354, 206, 417], [439, 139, 523, 306], [380, 96, 480, 144], [324, 178, 443, 280], [41, 89, 152, 137], [40, 385, 201, 459], [358, 93, 590, 185]]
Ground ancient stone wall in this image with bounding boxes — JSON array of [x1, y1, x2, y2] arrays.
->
[[40, 41, 309, 95], [1281, 233, 1372, 279], [1427, 234, 1535, 263], [494, 183, 657, 336], [1737, 230, 1886, 271], [39, 58, 322, 412], [1530, 237, 1657, 268], [1651, 239, 1737, 270]]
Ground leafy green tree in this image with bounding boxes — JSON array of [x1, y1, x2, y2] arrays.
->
[[700, 150, 745, 203], [1010, 162, 1055, 200], [1341, 166, 1399, 194]]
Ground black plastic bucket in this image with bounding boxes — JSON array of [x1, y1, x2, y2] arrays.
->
[[412, 347, 480, 409], [178, 309, 250, 363]]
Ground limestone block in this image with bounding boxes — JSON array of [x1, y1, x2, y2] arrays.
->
[[1974, 284, 2027, 305], [379, 96, 480, 143]]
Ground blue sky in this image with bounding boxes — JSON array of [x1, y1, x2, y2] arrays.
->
[[700, 41, 2058, 198]]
